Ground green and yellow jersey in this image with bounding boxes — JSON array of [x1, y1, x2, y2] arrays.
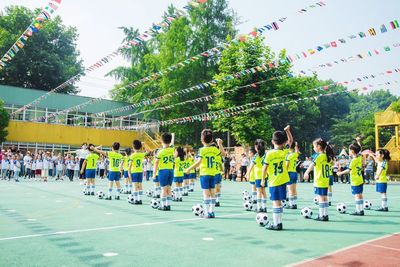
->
[[286, 152, 299, 173], [349, 155, 363, 186], [122, 155, 130, 172], [85, 153, 99, 170], [253, 154, 266, 181], [156, 147, 174, 170], [376, 160, 388, 183], [130, 152, 146, 174], [174, 157, 186, 178], [108, 151, 123, 172], [197, 146, 221, 176], [313, 153, 330, 188], [263, 149, 289, 187]]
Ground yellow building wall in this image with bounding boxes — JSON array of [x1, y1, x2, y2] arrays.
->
[[6, 121, 158, 149]]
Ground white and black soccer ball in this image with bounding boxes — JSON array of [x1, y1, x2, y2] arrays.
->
[[336, 203, 347, 213], [313, 196, 319, 205], [96, 191, 105, 199], [82, 188, 88, 195], [171, 191, 177, 201], [282, 199, 287, 208], [145, 189, 154, 198], [243, 195, 251, 202], [256, 213, 269, 226], [301, 207, 313, 219], [243, 201, 253, 211], [192, 204, 204, 216], [364, 200, 372, 210], [242, 190, 249, 196], [151, 198, 160, 209], [127, 194, 135, 204]]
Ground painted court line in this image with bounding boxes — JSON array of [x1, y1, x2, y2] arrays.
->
[[0, 212, 249, 242], [287, 232, 400, 267], [366, 243, 400, 252]]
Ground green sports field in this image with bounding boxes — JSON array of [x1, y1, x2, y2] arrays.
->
[[0, 179, 399, 267]]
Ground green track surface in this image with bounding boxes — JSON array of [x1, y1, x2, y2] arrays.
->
[[0, 179, 399, 267]]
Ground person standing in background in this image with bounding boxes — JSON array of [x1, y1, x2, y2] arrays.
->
[[240, 154, 249, 182], [223, 156, 230, 180], [364, 155, 375, 184]]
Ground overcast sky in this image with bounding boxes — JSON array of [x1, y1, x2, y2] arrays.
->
[[1, 0, 399, 98]]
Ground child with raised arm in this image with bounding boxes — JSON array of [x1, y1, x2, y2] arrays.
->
[[261, 126, 293, 230]]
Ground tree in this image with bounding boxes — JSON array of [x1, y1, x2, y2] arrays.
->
[[0, 100, 10, 143], [391, 99, 400, 113], [108, 0, 237, 145], [330, 90, 397, 149], [0, 6, 83, 93]]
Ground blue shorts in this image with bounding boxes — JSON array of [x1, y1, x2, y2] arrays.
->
[[200, 175, 215, 189], [287, 172, 298, 185], [329, 175, 334, 186], [158, 169, 174, 187], [250, 181, 255, 185], [173, 176, 184, 183], [153, 175, 159, 183], [124, 171, 129, 179], [131, 172, 143, 183], [376, 183, 387, 193], [85, 169, 96, 179], [351, 184, 363, 195], [189, 173, 196, 179], [255, 179, 267, 188], [214, 174, 222, 184], [108, 171, 121, 181], [314, 187, 328, 196], [269, 184, 287, 201], [183, 173, 190, 180]]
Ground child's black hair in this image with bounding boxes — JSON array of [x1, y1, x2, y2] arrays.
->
[[133, 140, 142, 150], [290, 142, 296, 150], [112, 142, 120, 151], [125, 147, 132, 156], [249, 147, 257, 155], [272, 130, 288, 146], [255, 139, 266, 157], [176, 147, 185, 161], [161, 133, 172, 145], [201, 129, 213, 144], [378, 149, 391, 161], [349, 143, 361, 155], [313, 138, 334, 163], [88, 144, 95, 152]]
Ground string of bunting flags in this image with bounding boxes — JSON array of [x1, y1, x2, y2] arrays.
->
[[0, 0, 62, 70], [89, 40, 400, 118], [91, 66, 400, 125], [284, 19, 400, 64], [120, 81, 396, 130], [11, 0, 208, 116], [92, 63, 274, 117], [298, 42, 400, 75], [117, 1, 328, 90]]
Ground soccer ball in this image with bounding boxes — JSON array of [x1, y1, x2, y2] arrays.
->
[[301, 207, 313, 219], [364, 200, 372, 210], [336, 203, 347, 213], [282, 199, 287, 208], [151, 198, 160, 209], [243, 201, 253, 211], [82, 188, 88, 195], [127, 194, 135, 204], [243, 195, 251, 202], [171, 191, 177, 201], [145, 189, 153, 198], [192, 204, 204, 216], [242, 190, 249, 196], [256, 213, 269, 226], [96, 191, 105, 199], [120, 188, 125, 194], [313, 196, 319, 205]]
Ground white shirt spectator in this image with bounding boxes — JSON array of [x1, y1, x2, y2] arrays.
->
[[146, 159, 153, 171], [241, 157, 249, 167], [74, 161, 80, 171], [98, 160, 106, 170], [43, 157, 49, 169], [14, 160, 21, 172], [230, 159, 236, 168], [56, 160, 64, 171], [36, 160, 43, 170], [23, 155, 32, 167], [76, 149, 89, 160]]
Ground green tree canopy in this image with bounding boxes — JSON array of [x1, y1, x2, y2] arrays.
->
[[0, 100, 10, 143], [0, 6, 83, 93]]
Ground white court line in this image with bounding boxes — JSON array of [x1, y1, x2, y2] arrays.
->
[[366, 243, 400, 252], [286, 232, 400, 267], [0, 212, 249, 242]]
